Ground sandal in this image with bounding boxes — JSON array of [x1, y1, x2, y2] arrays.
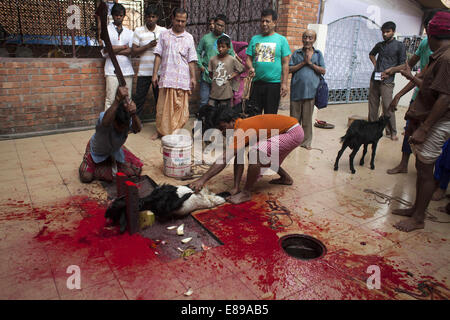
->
[[314, 119, 335, 129]]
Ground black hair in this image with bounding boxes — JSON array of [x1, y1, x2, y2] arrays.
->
[[217, 35, 231, 47], [213, 107, 239, 127], [208, 17, 215, 22], [144, 5, 159, 17], [215, 14, 227, 24], [381, 21, 396, 32], [261, 8, 277, 21], [115, 102, 131, 126], [172, 7, 188, 19], [111, 3, 126, 16]]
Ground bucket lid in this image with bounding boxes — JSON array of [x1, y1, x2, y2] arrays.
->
[[161, 134, 192, 148]]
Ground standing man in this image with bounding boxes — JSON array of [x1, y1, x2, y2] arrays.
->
[[101, 3, 134, 110], [289, 29, 326, 150], [151, 8, 197, 139], [368, 21, 406, 141], [197, 14, 235, 107], [132, 5, 167, 119], [392, 12, 450, 232], [246, 9, 291, 115]]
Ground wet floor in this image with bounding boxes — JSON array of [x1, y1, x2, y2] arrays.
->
[[0, 103, 448, 300]]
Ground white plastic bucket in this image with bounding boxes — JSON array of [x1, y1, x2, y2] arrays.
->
[[161, 134, 192, 179]]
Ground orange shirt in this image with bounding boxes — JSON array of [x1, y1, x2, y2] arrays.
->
[[228, 114, 299, 150]]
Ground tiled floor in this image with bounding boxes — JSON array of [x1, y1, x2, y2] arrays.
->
[[0, 103, 449, 300]]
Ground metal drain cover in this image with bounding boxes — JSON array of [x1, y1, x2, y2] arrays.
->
[[280, 234, 326, 260]]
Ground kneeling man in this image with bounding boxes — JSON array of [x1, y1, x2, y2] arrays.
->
[[79, 87, 143, 183], [190, 108, 304, 204]]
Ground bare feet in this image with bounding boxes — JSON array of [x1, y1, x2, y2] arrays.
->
[[227, 191, 252, 204], [151, 132, 162, 141], [432, 188, 446, 201], [387, 165, 408, 175], [391, 207, 415, 217], [229, 187, 240, 196], [269, 177, 293, 185], [393, 218, 425, 232]]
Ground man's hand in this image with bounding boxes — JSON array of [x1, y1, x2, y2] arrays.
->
[[189, 179, 205, 193], [280, 83, 288, 97], [381, 68, 393, 80], [148, 40, 157, 49], [389, 95, 400, 112], [152, 76, 159, 89], [409, 126, 428, 145], [188, 78, 196, 95]]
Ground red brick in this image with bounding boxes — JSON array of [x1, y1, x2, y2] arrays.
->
[[31, 75, 52, 81], [40, 68, 59, 75], [53, 74, 73, 81], [64, 80, 82, 86], [40, 81, 61, 88]]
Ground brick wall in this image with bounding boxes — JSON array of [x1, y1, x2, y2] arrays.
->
[[0, 57, 200, 137], [0, 58, 105, 136], [277, 0, 321, 50]]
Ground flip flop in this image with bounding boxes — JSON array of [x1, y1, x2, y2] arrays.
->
[[314, 119, 335, 129]]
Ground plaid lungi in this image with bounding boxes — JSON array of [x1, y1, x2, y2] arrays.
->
[[79, 140, 143, 182]]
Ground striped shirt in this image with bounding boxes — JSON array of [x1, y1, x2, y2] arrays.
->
[[154, 29, 198, 90], [133, 24, 167, 76]]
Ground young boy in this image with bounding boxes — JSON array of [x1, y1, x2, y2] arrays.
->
[[208, 36, 244, 108]]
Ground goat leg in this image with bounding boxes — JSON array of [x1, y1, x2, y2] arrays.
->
[[349, 146, 361, 174], [360, 144, 368, 166], [370, 141, 378, 170], [334, 143, 348, 171]]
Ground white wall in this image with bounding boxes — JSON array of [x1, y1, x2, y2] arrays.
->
[[322, 0, 424, 36]]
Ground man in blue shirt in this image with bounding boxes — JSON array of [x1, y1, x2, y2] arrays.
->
[[289, 29, 326, 150], [368, 21, 406, 141]]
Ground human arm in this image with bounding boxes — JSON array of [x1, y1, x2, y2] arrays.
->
[[188, 61, 197, 94], [152, 54, 161, 88], [131, 41, 157, 57], [101, 86, 129, 127], [382, 54, 420, 79], [369, 55, 377, 67], [280, 55, 290, 97], [410, 93, 450, 145], [246, 54, 255, 77], [400, 62, 424, 88], [125, 100, 142, 133], [388, 80, 416, 112]]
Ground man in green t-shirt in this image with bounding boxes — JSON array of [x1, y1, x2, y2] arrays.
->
[[246, 9, 291, 114], [197, 14, 235, 106]]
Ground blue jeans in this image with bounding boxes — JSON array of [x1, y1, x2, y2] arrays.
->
[[199, 79, 211, 106]]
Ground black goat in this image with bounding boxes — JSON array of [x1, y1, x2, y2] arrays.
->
[[334, 115, 390, 174]]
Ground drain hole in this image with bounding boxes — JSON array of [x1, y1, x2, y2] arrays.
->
[[280, 234, 326, 260]]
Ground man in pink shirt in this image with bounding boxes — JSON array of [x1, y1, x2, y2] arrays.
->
[[151, 8, 198, 139]]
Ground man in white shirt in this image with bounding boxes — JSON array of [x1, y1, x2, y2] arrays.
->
[[131, 5, 167, 119], [101, 3, 134, 110]]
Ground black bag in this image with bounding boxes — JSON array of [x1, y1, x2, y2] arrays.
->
[[315, 75, 329, 109]]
